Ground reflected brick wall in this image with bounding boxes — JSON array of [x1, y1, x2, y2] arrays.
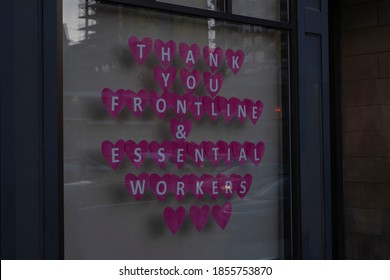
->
[[341, 0, 390, 259]]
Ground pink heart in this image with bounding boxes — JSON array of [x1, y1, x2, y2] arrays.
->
[[189, 205, 210, 232], [216, 96, 234, 122], [191, 174, 207, 200], [202, 96, 220, 121], [190, 96, 205, 121], [229, 97, 241, 122], [231, 141, 247, 165], [212, 202, 232, 229], [169, 174, 186, 201], [236, 98, 248, 123], [180, 69, 201, 93], [171, 141, 188, 169], [149, 92, 171, 119], [203, 46, 223, 72], [125, 140, 149, 169], [125, 172, 149, 201], [225, 49, 245, 75], [150, 173, 170, 201], [101, 140, 125, 169], [203, 72, 223, 98], [204, 141, 220, 166], [163, 206, 186, 235], [154, 65, 176, 92], [171, 93, 194, 118], [179, 43, 200, 69], [217, 140, 233, 166], [204, 175, 219, 201], [236, 173, 252, 199], [126, 89, 149, 118], [154, 39, 176, 67], [178, 174, 196, 200], [149, 141, 171, 168], [101, 88, 126, 118], [187, 141, 205, 167], [170, 117, 192, 142], [248, 100, 264, 124], [128, 36, 152, 65], [251, 141, 265, 166], [218, 174, 234, 199]]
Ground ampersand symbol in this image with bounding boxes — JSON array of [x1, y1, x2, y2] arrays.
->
[[176, 124, 186, 140], [170, 118, 192, 142]]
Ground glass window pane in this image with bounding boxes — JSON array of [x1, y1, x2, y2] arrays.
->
[[63, 0, 290, 259], [156, 0, 223, 11], [232, 0, 289, 21]]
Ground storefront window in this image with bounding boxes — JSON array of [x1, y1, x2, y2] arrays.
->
[[63, 0, 290, 259]]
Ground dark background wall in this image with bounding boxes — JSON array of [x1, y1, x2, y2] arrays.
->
[[341, 0, 390, 259]]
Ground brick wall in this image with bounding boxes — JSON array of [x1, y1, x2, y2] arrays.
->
[[341, 0, 390, 259]]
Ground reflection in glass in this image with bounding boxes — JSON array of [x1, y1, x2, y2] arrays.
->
[[232, 0, 288, 21]]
